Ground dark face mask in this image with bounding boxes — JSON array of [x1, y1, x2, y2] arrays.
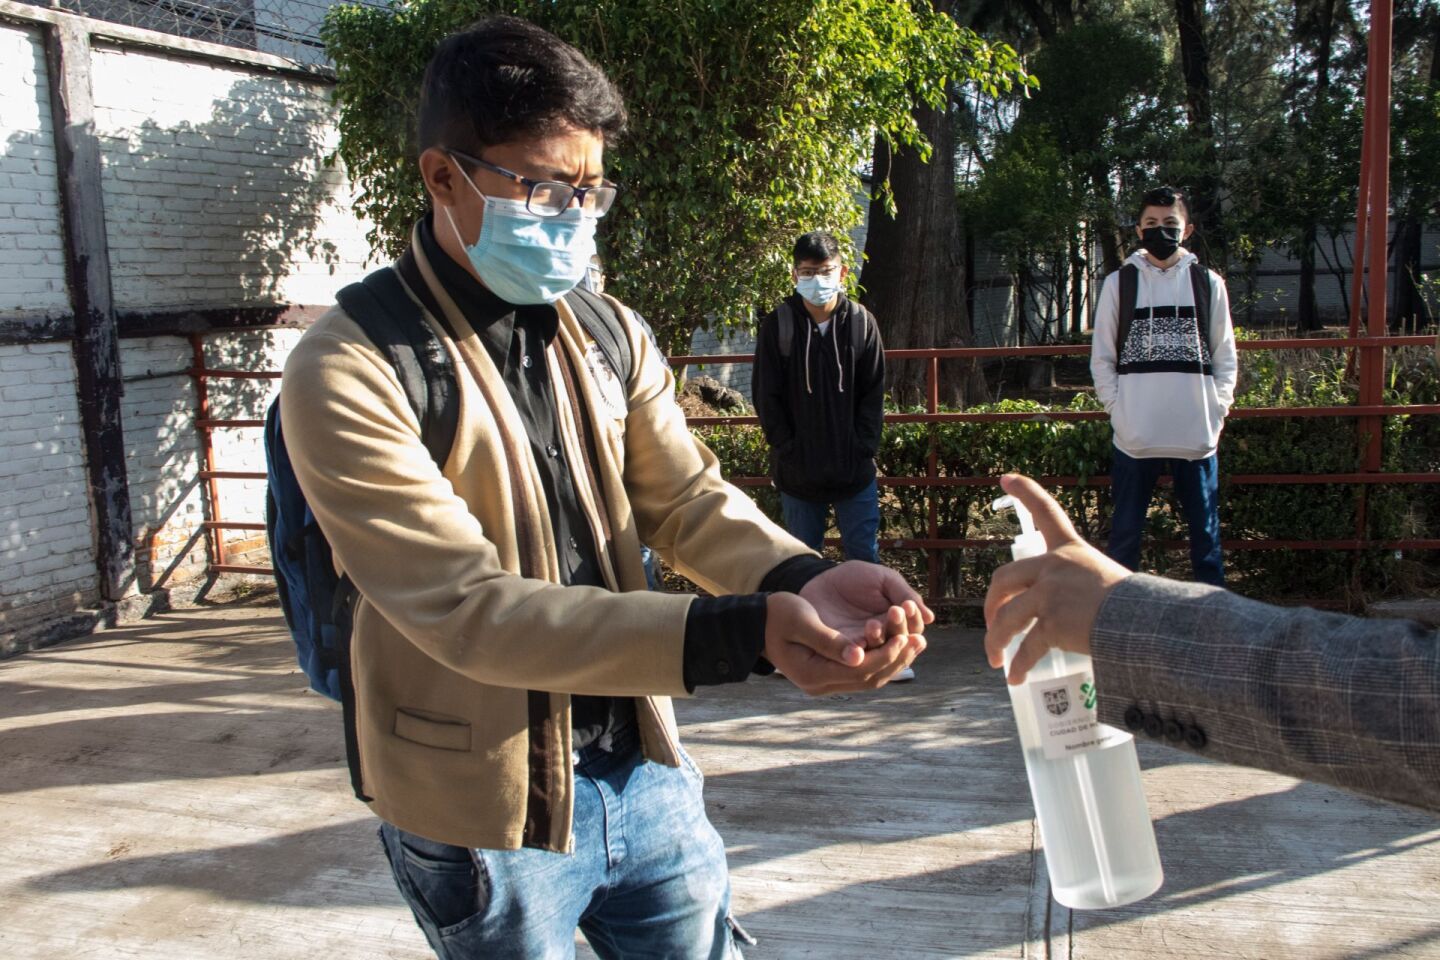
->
[[1141, 225, 1183, 261]]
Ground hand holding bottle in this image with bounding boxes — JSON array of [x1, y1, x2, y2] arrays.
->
[[988, 475, 1163, 910], [984, 474, 1132, 684]]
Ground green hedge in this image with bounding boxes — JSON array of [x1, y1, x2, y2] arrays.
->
[[689, 346, 1439, 607]]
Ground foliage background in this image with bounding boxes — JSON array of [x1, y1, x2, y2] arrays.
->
[[322, 0, 1029, 351]]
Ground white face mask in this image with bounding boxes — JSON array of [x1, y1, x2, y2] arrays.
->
[[444, 165, 598, 305], [795, 271, 843, 306]]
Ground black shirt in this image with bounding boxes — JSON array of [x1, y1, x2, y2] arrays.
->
[[400, 217, 834, 750]]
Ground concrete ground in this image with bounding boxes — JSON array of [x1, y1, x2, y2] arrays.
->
[[1, 599, 1438, 959]]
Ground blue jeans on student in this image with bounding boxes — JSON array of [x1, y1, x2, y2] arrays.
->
[[639, 544, 659, 590], [378, 725, 747, 960], [780, 478, 881, 563], [1107, 447, 1225, 586]]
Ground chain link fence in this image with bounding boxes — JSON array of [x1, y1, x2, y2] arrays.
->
[[20, 0, 386, 66]]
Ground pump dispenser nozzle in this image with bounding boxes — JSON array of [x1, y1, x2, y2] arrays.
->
[[992, 494, 1047, 561]]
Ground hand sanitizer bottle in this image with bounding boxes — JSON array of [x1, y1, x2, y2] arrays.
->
[[992, 494, 1163, 909]]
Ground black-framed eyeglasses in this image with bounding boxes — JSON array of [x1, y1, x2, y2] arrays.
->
[[448, 149, 617, 218]]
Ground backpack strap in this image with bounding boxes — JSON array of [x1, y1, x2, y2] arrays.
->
[[325, 266, 459, 803], [776, 300, 796, 360], [336, 267, 459, 470], [1116, 263, 1139, 357], [849, 301, 873, 358], [1189, 262, 1213, 357], [563, 287, 634, 384]]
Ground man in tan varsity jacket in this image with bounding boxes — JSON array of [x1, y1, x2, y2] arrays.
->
[[281, 16, 930, 960]]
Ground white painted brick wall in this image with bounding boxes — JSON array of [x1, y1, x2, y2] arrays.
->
[[0, 343, 99, 634], [0, 24, 67, 313], [91, 46, 372, 312]]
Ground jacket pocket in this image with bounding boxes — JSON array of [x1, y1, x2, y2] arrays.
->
[[394, 707, 472, 752]]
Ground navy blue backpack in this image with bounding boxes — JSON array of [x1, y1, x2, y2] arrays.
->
[[265, 268, 459, 705], [265, 268, 632, 793]]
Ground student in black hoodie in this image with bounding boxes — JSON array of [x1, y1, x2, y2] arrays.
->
[[754, 232, 907, 678]]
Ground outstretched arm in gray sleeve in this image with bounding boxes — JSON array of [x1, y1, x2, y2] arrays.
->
[[1092, 575, 1440, 813]]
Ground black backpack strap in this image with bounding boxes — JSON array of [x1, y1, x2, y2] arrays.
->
[[1116, 263, 1139, 358], [336, 267, 459, 470], [327, 267, 456, 803], [776, 300, 796, 360], [563, 287, 634, 383], [1189, 262, 1213, 357], [850, 301, 874, 357]]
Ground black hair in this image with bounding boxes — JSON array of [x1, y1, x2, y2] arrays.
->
[[1136, 185, 1190, 222], [417, 16, 627, 158], [793, 230, 841, 264]]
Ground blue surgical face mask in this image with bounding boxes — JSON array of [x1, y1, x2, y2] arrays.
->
[[443, 166, 597, 305], [795, 272, 843, 307]]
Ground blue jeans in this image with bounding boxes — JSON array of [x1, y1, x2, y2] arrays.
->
[[639, 544, 658, 590], [780, 478, 881, 563], [1107, 447, 1225, 586], [378, 727, 747, 959]]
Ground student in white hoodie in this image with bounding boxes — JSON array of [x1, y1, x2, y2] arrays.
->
[[1090, 185, 1237, 586]]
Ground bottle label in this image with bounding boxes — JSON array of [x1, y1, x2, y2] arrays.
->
[[1028, 670, 1131, 760]]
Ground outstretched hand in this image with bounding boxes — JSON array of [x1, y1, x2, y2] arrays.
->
[[799, 560, 934, 648], [983, 474, 1131, 684], [764, 592, 925, 696]]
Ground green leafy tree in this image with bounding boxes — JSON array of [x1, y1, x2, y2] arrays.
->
[[322, 0, 1028, 351], [960, 17, 1176, 355]]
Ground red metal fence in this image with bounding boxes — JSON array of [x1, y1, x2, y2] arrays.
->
[[188, 332, 1440, 604], [671, 334, 1440, 600]]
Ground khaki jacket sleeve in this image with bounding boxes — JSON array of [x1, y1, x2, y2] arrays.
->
[[616, 314, 816, 595], [280, 320, 691, 698]]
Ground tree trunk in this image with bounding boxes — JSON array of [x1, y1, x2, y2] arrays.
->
[[1391, 217, 1433, 331], [1089, 163, 1124, 274], [1391, 7, 1439, 331], [1069, 230, 1085, 336], [1174, 0, 1224, 265], [1294, 0, 1338, 332], [861, 113, 985, 407], [1297, 222, 1321, 331]]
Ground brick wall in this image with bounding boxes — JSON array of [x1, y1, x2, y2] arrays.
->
[[0, 14, 369, 650], [0, 24, 67, 315], [0, 342, 101, 646], [91, 46, 371, 311]]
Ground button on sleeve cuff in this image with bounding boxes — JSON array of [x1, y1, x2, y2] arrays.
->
[[682, 594, 769, 691]]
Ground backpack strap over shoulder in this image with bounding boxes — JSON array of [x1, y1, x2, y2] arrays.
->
[[563, 286, 635, 384], [776, 298, 869, 362], [308, 266, 458, 802], [1116, 263, 1139, 355], [336, 268, 459, 469], [776, 300, 796, 360], [849, 300, 874, 357], [1189, 262, 1213, 357]]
